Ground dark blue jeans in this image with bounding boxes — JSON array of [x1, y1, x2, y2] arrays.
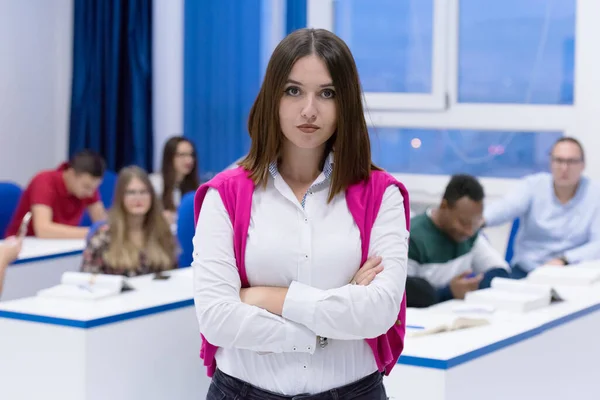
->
[[207, 369, 388, 400]]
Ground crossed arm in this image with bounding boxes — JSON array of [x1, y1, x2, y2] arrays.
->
[[192, 187, 408, 353]]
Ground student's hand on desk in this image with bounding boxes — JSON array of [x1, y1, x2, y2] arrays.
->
[[351, 256, 384, 285], [450, 270, 483, 300], [0, 236, 23, 265]]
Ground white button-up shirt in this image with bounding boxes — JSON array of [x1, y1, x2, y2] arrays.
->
[[192, 155, 409, 395]]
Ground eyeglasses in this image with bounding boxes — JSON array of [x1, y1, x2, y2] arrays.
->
[[124, 189, 151, 197], [551, 157, 583, 166], [175, 152, 194, 158]]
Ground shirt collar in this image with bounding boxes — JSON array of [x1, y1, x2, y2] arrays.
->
[[268, 152, 334, 179]]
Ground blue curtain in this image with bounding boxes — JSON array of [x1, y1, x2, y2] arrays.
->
[[69, 0, 153, 172], [286, 0, 307, 34], [184, 0, 261, 181]]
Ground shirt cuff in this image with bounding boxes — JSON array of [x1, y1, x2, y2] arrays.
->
[[282, 280, 321, 329], [284, 320, 317, 355]]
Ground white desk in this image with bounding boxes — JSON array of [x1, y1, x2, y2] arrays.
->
[[0, 268, 210, 400], [386, 286, 600, 400], [2, 238, 85, 301], [4, 271, 600, 400]]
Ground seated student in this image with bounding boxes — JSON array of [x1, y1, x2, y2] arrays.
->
[[407, 174, 510, 306], [150, 136, 200, 226], [0, 237, 22, 297], [484, 137, 600, 278], [5, 150, 106, 239], [81, 166, 177, 276]]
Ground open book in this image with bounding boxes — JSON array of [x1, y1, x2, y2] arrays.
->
[[527, 263, 600, 286], [37, 272, 133, 301], [407, 313, 489, 337], [464, 277, 560, 312]]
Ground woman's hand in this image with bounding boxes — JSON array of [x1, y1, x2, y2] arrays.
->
[[0, 236, 23, 265], [350, 256, 384, 286]]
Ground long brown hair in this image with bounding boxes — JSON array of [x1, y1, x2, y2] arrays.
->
[[104, 166, 176, 271], [239, 28, 380, 202], [161, 136, 200, 210]]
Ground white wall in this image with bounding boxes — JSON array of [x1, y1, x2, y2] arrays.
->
[[570, 0, 600, 179], [0, 0, 73, 186], [152, 0, 184, 172]]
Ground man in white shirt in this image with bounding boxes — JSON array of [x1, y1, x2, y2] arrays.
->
[[484, 137, 600, 277]]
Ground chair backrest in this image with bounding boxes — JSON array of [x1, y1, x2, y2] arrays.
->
[[177, 191, 196, 268], [80, 170, 118, 227], [0, 182, 23, 236], [505, 218, 520, 263]]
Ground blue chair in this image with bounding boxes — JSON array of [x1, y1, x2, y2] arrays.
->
[[80, 170, 118, 227], [0, 182, 23, 236], [177, 191, 196, 268], [504, 218, 520, 263]]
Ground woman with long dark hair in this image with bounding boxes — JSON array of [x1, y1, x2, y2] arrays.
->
[[150, 136, 200, 226], [193, 28, 410, 400]]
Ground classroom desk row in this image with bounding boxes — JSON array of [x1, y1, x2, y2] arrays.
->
[[392, 285, 600, 400], [1, 248, 599, 399], [0, 268, 208, 400]]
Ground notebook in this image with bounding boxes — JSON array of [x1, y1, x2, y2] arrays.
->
[[406, 312, 490, 337], [527, 264, 600, 286], [37, 272, 133, 301], [464, 277, 556, 313]]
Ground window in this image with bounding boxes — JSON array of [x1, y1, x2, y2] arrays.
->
[[334, 0, 433, 94], [457, 0, 576, 104], [308, 0, 448, 110], [370, 128, 562, 178]]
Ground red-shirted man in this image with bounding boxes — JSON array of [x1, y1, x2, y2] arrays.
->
[[5, 150, 108, 239]]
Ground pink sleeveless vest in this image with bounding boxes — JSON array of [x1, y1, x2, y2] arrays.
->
[[193, 167, 410, 377]]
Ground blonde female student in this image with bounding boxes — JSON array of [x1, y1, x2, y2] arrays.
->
[[193, 28, 410, 400], [82, 166, 177, 276]]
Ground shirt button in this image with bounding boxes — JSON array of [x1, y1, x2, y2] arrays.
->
[[304, 218, 308, 223], [305, 255, 309, 259], [293, 346, 297, 351]]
